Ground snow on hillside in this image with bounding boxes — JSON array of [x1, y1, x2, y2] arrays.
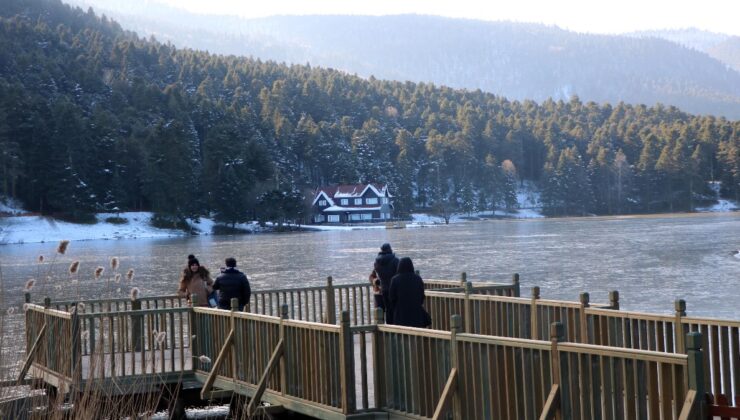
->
[[0, 212, 185, 244]]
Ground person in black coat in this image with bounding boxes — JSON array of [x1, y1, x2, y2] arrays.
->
[[212, 257, 251, 310], [388, 257, 429, 328], [373, 243, 399, 312]]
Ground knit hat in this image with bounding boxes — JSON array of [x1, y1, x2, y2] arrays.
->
[[189, 257, 200, 267], [380, 243, 392, 252]]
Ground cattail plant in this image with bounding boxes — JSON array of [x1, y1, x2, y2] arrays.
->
[[94, 266, 104, 279], [56, 240, 70, 255], [114, 273, 121, 283], [198, 355, 212, 364], [37, 255, 44, 263], [24, 278, 36, 292], [126, 268, 134, 281], [69, 260, 81, 300], [110, 257, 119, 270], [130, 287, 140, 301]]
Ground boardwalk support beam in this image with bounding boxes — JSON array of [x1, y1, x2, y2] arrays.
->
[[18, 323, 47, 383], [538, 384, 560, 420], [200, 328, 234, 400], [431, 368, 458, 420], [245, 338, 285, 417]]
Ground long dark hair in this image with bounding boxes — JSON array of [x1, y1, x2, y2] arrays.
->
[[397, 257, 415, 274]]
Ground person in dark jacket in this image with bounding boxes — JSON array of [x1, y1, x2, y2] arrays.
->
[[388, 257, 429, 327], [373, 243, 399, 312], [212, 257, 251, 310]]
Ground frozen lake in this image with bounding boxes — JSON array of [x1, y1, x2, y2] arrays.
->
[[2, 212, 738, 319]]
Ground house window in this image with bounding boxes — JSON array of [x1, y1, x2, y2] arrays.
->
[[361, 213, 372, 220], [366, 197, 378, 205], [350, 213, 362, 221], [354, 198, 362, 205], [319, 199, 327, 206], [341, 199, 348, 205], [328, 215, 339, 222], [381, 213, 389, 220], [382, 197, 389, 204]]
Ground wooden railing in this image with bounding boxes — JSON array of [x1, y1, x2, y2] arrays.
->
[[248, 273, 519, 326], [192, 301, 354, 418], [22, 303, 77, 387], [586, 303, 740, 413], [46, 295, 185, 313], [28, 275, 737, 418], [77, 306, 191, 378], [21, 299, 191, 388]]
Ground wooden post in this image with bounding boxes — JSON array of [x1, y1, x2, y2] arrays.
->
[[372, 307, 385, 409], [608, 290, 620, 310], [325, 276, 336, 325], [279, 304, 289, 396], [686, 331, 706, 419], [460, 272, 467, 286], [339, 311, 355, 414], [24, 292, 31, 304], [463, 282, 473, 333], [531, 286, 540, 340], [71, 301, 82, 385], [579, 292, 589, 344], [512, 273, 521, 297], [550, 322, 565, 420], [450, 314, 462, 420], [230, 298, 238, 380], [675, 300, 686, 354], [132, 296, 143, 352]]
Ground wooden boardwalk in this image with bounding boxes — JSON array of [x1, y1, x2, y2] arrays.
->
[[18, 275, 739, 419]]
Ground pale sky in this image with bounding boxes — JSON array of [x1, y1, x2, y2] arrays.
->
[[154, 0, 740, 36]]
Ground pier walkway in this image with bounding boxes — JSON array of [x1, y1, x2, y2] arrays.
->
[[18, 275, 739, 419]]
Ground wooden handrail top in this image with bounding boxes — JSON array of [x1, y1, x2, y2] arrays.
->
[[376, 324, 452, 340], [78, 307, 190, 319], [468, 294, 532, 304], [681, 315, 740, 328], [49, 295, 183, 306], [530, 298, 583, 309], [425, 291, 466, 299], [558, 342, 690, 364], [283, 319, 341, 333], [253, 285, 330, 294], [192, 306, 281, 323], [456, 332, 553, 351], [425, 279, 512, 287], [333, 282, 374, 289], [586, 306, 675, 321], [26, 305, 73, 319]]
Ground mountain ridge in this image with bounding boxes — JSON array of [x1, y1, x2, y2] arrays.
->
[[64, 0, 740, 119]]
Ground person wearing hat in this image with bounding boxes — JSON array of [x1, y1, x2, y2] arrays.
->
[[177, 255, 214, 307], [373, 243, 399, 318]]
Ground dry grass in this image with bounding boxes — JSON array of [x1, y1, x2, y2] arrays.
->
[[0, 240, 191, 419]]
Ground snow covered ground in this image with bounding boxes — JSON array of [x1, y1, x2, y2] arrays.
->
[[2, 178, 737, 245]]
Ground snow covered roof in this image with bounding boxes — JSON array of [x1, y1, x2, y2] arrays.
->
[[313, 183, 391, 205], [323, 206, 382, 212]]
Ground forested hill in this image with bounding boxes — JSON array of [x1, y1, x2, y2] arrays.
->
[[64, 1, 740, 119], [632, 29, 740, 74], [0, 0, 739, 226]]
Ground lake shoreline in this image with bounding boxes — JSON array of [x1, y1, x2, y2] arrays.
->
[[2, 207, 739, 246]]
